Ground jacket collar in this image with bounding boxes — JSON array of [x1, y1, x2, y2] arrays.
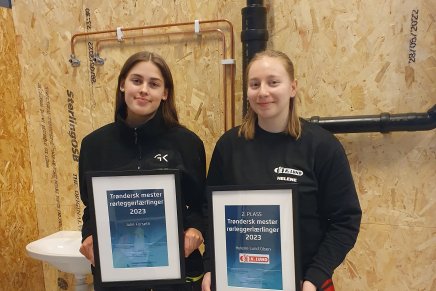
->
[[115, 107, 168, 143]]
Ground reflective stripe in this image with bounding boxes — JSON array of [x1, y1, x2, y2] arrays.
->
[[321, 278, 335, 291], [186, 273, 204, 282]]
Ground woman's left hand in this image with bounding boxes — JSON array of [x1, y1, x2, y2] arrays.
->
[[184, 228, 204, 257]]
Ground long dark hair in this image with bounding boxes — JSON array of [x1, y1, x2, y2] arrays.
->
[[114, 51, 179, 127]]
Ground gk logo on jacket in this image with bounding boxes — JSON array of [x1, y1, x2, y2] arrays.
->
[[154, 153, 168, 162]]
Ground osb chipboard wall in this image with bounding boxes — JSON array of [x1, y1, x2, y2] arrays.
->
[[10, 0, 243, 290], [7, 0, 436, 290], [268, 1, 435, 290], [0, 7, 45, 291]]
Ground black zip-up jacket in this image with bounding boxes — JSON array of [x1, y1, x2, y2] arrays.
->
[[204, 120, 361, 288], [79, 108, 206, 276]]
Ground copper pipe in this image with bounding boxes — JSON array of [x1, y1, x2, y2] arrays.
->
[[70, 19, 235, 128], [94, 29, 229, 130], [71, 20, 234, 58], [95, 30, 226, 61]]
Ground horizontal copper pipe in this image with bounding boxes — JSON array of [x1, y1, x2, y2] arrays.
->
[[95, 29, 226, 60], [71, 19, 234, 58]]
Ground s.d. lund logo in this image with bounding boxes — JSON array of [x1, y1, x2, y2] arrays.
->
[[239, 253, 270, 264], [274, 167, 303, 176], [274, 166, 303, 183]]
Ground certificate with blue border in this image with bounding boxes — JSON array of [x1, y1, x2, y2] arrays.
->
[[208, 184, 300, 291], [86, 169, 185, 288]]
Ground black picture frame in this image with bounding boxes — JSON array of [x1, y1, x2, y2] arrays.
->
[[86, 169, 185, 289], [0, 0, 12, 8], [208, 184, 301, 291]]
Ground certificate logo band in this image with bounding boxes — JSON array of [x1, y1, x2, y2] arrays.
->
[[239, 253, 270, 264]]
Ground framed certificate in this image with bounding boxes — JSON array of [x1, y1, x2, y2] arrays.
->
[[208, 184, 301, 291], [0, 1, 12, 8], [86, 169, 185, 288]]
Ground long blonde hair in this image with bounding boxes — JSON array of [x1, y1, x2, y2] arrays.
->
[[239, 50, 301, 140]]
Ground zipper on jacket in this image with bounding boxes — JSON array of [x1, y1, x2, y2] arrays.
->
[[134, 129, 138, 144], [134, 129, 142, 169]]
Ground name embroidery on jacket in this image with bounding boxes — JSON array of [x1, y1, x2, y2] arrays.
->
[[274, 166, 303, 182]]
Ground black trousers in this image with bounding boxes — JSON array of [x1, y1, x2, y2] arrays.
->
[[93, 280, 202, 291], [91, 263, 203, 291]]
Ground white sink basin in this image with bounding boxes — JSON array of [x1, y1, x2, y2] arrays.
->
[[26, 230, 91, 281]]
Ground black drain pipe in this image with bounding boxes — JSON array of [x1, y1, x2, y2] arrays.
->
[[240, 3, 434, 133], [309, 104, 436, 133], [241, 0, 268, 116]]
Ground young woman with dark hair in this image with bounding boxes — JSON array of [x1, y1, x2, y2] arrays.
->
[[79, 51, 206, 291]]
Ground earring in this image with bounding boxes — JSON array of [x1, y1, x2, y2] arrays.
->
[[120, 88, 125, 92]]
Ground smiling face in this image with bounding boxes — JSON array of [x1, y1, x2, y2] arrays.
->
[[247, 56, 297, 132], [120, 61, 168, 127]]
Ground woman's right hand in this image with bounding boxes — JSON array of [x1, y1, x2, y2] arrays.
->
[[79, 235, 95, 266], [302, 280, 317, 291], [201, 272, 211, 291]]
